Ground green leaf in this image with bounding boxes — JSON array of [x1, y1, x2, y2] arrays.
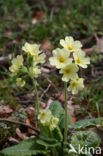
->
[[37, 139, 60, 148], [0, 138, 48, 156], [49, 100, 72, 130], [71, 131, 101, 155], [39, 124, 50, 138], [59, 114, 72, 130], [49, 100, 64, 118], [52, 127, 63, 142], [39, 135, 58, 143], [72, 118, 103, 130]]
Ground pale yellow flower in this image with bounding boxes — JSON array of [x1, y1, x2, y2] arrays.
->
[[68, 78, 84, 94], [73, 50, 90, 68], [49, 117, 59, 131], [29, 66, 41, 78], [60, 64, 79, 82], [60, 36, 82, 52], [49, 48, 72, 69], [9, 65, 19, 73], [16, 78, 25, 88], [38, 109, 52, 125], [33, 53, 46, 65], [9, 55, 23, 73], [22, 42, 40, 56]]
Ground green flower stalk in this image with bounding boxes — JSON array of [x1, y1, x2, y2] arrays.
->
[[64, 82, 68, 150]]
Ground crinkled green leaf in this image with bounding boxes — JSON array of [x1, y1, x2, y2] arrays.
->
[[49, 101, 64, 118], [37, 139, 60, 148], [52, 127, 63, 142], [72, 118, 103, 130], [70, 131, 101, 156], [0, 138, 48, 156], [59, 114, 72, 130]]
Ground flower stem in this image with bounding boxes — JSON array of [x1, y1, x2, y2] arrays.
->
[[64, 82, 68, 153], [32, 77, 39, 114]]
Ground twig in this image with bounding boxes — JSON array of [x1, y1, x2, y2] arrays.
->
[[0, 118, 40, 134], [43, 75, 59, 92], [40, 84, 51, 100]]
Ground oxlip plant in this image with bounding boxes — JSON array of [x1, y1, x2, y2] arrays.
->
[[9, 42, 46, 113], [0, 37, 91, 156], [49, 36, 90, 154]]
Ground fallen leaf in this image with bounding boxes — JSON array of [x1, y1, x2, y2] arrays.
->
[[41, 40, 52, 51], [8, 137, 19, 144], [67, 99, 75, 116], [16, 128, 24, 140], [26, 119, 31, 125], [0, 105, 13, 118], [5, 30, 12, 38], [83, 47, 93, 55], [95, 34, 103, 53], [72, 117, 76, 123]]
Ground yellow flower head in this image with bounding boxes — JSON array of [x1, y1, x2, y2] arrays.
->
[[9, 55, 23, 73], [68, 77, 84, 94], [49, 48, 72, 69], [29, 66, 41, 78], [60, 36, 82, 52], [60, 63, 79, 82], [38, 109, 52, 125], [49, 116, 59, 131], [16, 78, 25, 88], [33, 53, 46, 65], [73, 50, 90, 68], [22, 42, 40, 56]]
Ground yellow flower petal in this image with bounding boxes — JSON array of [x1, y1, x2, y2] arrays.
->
[[22, 42, 40, 56], [60, 63, 79, 82], [49, 48, 72, 69], [33, 53, 46, 65], [29, 66, 41, 78], [9, 55, 23, 74], [73, 50, 90, 68], [16, 78, 25, 88], [60, 36, 82, 52], [38, 109, 52, 126], [49, 117, 59, 131], [68, 78, 84, 94]]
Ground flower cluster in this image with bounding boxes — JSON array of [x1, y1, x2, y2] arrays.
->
[[9, 42, 46, 87], [38, 109, 59, 131], [49, 36, 90, 94]]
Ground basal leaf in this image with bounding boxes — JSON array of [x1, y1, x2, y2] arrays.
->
[[0, 138, 48, 156], [72, 118, 103, 130], [49, 101, 64, 118]]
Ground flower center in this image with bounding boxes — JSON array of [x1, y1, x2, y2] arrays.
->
[[67, 45, 73, 51], [59, 56, 65, 63], [65, 68, 71, 74], [41, 112, 46, 118], [72, 82, 77, 87], [76, 58, 81, 64]]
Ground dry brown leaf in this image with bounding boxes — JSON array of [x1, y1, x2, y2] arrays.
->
[[5, 30, 12, 38], [59, 92, 65, 102], [83, 48, 93, 55], [67, 99, 75, 117], [41, 40, 52, 51], [8, 137, 19, 144], [95, 34, 103, 53], [16, 128, 24, 140], [72, 117, 76, 123], [0, 105, 13, 118]]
